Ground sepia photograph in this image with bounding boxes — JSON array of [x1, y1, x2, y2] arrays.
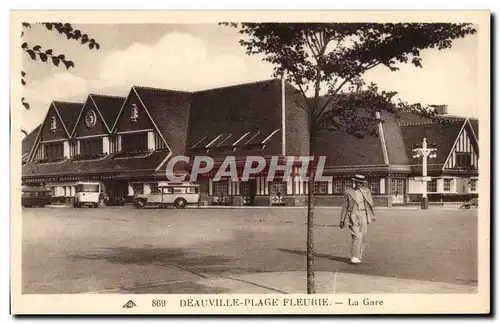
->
[[10, 10, 490, 315]]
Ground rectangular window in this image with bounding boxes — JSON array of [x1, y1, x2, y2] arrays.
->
[[270, 181, 287, 196], [334, 179, 343, 193], [43, 142, 64, 159], [70, 142, 77, 157], [470, 179, 477, 192], [443, 179, 452, 192], [344, 179, 353, 191], [162, 187, 173, 194], [427, 179, 437, 192], [333, 179, 353, 194], [174, 188, 186, 194], [369, 178, 380, 194], [270, 181, 286, 204], [150, 183, 159, 195], [75, 184, 100, 193], [155, 132, 167, 150], [314, 182, 328, 194], [391, 179, 405, 196], [121, 132, 148, 151], [187, 186, 199, 194], [80, 138, 103, 156], [241, 182, 252, 197], [455, 152, 472, 168], [109, 136, 119, 153], [213, 181, 228, 196]]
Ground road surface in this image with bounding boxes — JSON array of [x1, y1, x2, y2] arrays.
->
[[21, 206, 478, 294]]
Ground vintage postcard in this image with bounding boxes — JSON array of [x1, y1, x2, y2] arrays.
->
[[11, 10, 490, 315]]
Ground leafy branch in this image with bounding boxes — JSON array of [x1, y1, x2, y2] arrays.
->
[[21, 22, 101, 82], [22, 42, 75, 69], [22, 22, 100, 49], [21, 22, 101, 111], [21, 97, 30, 110]]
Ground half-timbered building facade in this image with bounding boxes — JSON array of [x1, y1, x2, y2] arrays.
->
[[22, 79, 479, 206]]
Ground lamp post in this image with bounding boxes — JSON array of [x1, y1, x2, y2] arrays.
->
[[412, 138, 437, 210]]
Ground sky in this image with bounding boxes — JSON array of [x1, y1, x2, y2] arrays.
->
[[21, 23, 479, 133]]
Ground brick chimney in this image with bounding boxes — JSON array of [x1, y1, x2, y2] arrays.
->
[[430, 105, 448, 115]]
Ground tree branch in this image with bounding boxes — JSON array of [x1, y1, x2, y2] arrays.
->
[[22, 43, 75, 69], [23, 22, 101, 50], [289, 72, 314, 117], [312, 32, 323, 52], [315, 60, 383, 120], [304, 34, 319, 60]]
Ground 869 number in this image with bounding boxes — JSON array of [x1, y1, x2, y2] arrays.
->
[[152, 299, 166, 307]]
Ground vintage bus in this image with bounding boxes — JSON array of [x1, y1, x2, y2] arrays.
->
[[73, 181, 103, 208], [21, 185, 52, 207], [133, 182, 200, 209]]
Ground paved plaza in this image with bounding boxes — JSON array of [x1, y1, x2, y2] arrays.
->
[[21, 206, 478, 294]]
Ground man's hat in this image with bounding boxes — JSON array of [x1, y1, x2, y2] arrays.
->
[[352, 174, 367, 183]]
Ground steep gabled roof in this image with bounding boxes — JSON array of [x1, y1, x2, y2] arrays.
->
[[22, 125, 40, 156], [132, 86, 192, 156], [312, 98, 408, 168], [53, 101, 84, 137], [187, 79, 283, 159], [26, 102, 74, 162], [89, 94, 126, 132], [469, 118, 479, 140], [315, 129, 386, 167], [22, 125, 41, 163], [400, 120, 464, 167]]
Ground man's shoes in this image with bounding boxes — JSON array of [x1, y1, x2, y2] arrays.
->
[[350, 257, 361, 264]]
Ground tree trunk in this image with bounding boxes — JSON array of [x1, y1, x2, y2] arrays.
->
[[306, 131, 316, 294]]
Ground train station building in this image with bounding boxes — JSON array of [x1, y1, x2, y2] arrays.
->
[[21, 79, 479, 207]]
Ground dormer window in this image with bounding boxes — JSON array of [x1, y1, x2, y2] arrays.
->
[[233, 132, 250, 147], [191, 135, 207, 149], [50, 116, 57, 132], [262, 129, 280, 144], [217, 134, 232, 147], [205, 134, 223, 148], [131, 104, 139, 122], [455, 152, 472, 168]]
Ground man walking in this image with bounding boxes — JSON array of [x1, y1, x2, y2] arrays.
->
[[339, 174, 376, 264]]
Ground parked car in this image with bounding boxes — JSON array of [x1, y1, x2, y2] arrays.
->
[[73, 181, 102, 208], [21, 185, 52, 207], [134, 182, 200, 209]]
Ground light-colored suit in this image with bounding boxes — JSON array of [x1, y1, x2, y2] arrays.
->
[[340, 187, 376, 259]]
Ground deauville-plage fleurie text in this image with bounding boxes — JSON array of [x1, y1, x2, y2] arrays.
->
[[180, 297, 331, 307]]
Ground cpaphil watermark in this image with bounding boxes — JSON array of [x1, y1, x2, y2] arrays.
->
[[165, 155, 332, 182]]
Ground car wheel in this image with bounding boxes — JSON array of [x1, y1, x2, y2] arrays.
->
[[174, 198, 187, 209], [135, 199, 146, 208]]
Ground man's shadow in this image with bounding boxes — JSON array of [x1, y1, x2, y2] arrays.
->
[[277, 248, 352, 264]]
